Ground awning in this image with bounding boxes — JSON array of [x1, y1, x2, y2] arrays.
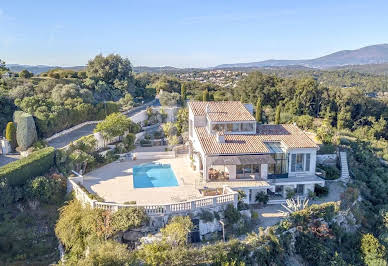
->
[[209, 154, 275, 165]]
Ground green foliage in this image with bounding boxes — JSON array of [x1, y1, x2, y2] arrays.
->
[[86, 54, 134, 100], [224, 204, 241, 225], [275, 104, 281, 124], [111, 207, 149, 233], [290, 202, 339, 226], [161, 216, 194, 247], [14, 111, 38, 150], [94, 112, 138, 140], [181, 82, 187, 103], [0, 203, 60, 264], [159, 91, 180, 106], [119, 93, 134, 111], [295, 114, 314, 130], [318, 164, 340, 180], [203, 90, 209, 101], [361, 233, 387, 266], [176, 108, 188, 135], [18, 69, 33, 78], [199, 209, 215, 222], [315, 184, 329, 197], [0, 94, 16, 134], [5, 121, 17, 150], [0, 147, 55, 186], [123, 133, 136, 151], [77, 240, 135, 266], [255, 191, 269, 204], [26, 175, 66, 204], [255, 97, 262, 123]]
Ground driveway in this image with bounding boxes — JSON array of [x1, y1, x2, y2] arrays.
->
[[47, 99, 159, 149], [0, 154, 20, 167]]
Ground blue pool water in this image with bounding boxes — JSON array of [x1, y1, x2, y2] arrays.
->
[[133, 163, 179, 188]]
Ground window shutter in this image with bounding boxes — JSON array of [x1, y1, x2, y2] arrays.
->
[[305, 153, 310, 171], [291, 154, 296, 172]]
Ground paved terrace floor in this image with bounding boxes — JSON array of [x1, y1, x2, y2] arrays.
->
[[83, 156, 203, 205]]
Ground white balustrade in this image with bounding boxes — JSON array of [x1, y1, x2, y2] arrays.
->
[[69, 179, 238, 216]]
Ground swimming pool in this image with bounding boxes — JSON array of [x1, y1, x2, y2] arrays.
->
[[133, 163, 179, 188]]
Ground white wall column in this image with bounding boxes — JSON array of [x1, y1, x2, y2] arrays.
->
[[260, 164, 268, 179]]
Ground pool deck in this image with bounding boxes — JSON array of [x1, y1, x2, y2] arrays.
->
[[83, 156, 203, 204]]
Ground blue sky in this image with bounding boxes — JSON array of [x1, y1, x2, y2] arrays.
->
[[0, 0, 387, 68]]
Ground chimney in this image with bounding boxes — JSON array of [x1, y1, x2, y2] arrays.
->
[[216, 131, 225, 143]]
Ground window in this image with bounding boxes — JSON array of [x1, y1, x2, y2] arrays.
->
[[236, 165, 243, 174], [232, 123, 240, 132], [226, 124, 233, 132], [291, 153, 311, 172], [212, 123, 225, 132], [295, 154, 304, 171], [253, 164, 261, 173], [243, 164, 252, 174], [241, 123, 254, 132], [305, 153, 310, 171]]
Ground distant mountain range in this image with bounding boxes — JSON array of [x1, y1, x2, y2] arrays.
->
[[5, 44, 388, 74], [5, 64, 85, 74], [215, 44, 388, 69]]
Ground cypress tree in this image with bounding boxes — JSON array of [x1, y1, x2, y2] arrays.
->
[[5, 121, 17, 150], [275, 105, 281, 125], [180, 83, 186, 104], [256, 97, 262, 123], [202, 90, 209, 102]]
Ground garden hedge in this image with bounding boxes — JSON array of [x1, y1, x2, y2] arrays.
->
[[0, 147, 55, 186]]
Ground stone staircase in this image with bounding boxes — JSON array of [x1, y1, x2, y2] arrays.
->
[[339, 152, 350, 182]]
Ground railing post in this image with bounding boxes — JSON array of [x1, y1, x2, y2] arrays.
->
[[213, 197, 217, 206], [191, 200, 196, 210], [165, 205, 171, 214]]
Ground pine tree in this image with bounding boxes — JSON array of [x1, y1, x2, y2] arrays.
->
[[5, 121, 17, 150], [275, 105, 281, 124], [202, 90, 209, 102], [256, 97, 262, 123]]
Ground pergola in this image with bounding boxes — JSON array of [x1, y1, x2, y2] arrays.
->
[[208, 154, 275, 181], [209, 154, 275, 166]]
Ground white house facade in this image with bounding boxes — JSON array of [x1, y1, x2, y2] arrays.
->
[[188, 101, 325, 204]]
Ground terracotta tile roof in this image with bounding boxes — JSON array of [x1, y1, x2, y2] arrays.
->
[[188, 101, 255, 122], [195, 124, 318, 155]]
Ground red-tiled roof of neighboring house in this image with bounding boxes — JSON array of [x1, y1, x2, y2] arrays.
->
[[195, 124, 318, 155], [188, 101, 255, 121]]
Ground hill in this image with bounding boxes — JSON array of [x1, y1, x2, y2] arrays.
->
[[6, 64, 85, 74], [215, 44, 388, 69]]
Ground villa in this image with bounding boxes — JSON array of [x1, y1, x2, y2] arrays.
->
[[188, 101, 325, 204]]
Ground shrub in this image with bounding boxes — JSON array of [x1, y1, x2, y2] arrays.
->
[[161, 216, 194, 247], [295, 115, 314, 130], [224, 204, 241, 225], [315, 184, 329, 197], [15, 112, 38, 151], [286, 188, 296, 199], [123, 133, 135, 151], [26, 175, 66, 203], [255, 191, 269, 205], [199, 209, 215, 223], [319, 164, 340, 180], [361, 233, 387, 266], [111, 207, 149, 233], [5, 122, 17, 150], [0, 147, 55, 186]]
